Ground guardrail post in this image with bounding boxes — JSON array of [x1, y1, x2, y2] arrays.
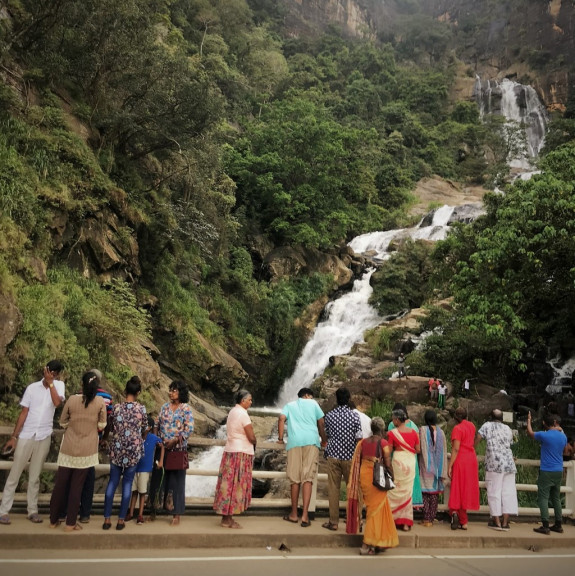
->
[[309, 458, 318, 519], [565, 459, 575, 522]]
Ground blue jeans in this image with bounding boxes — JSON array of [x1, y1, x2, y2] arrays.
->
[[104, 463, 137, 520]]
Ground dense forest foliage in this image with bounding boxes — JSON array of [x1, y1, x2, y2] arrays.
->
[[0, 0, 573, 407]]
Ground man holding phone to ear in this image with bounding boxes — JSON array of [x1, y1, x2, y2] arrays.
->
[[0, 360, 65, 525]]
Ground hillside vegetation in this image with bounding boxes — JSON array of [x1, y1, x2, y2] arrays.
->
[[1, 0, 573, 409]]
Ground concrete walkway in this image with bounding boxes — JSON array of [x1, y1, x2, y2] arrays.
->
[[1, 513, 574, 551]]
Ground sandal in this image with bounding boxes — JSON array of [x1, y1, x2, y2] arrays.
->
[[450, 512, 459, 531], [222, 520, 242, 529], [359, 546, 375, 556], [0, 514, 11, 525], [321, 522, 338, 531], [27, 513, 43, 523]]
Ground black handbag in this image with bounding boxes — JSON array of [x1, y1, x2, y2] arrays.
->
[[372, 439, 395, 491]]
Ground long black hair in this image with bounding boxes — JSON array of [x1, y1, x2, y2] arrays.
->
[[424, 410, 438, 445], [82, 371, 100, 408]]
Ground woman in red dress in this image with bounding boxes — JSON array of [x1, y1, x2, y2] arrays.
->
[[448, 406, 479, 529]]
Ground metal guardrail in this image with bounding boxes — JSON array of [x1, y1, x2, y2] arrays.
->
[[0, 427, 573, 516]]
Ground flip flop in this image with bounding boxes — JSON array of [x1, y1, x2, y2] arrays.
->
[[0, 515, 10, 525], [28, 513, 43, 523], [300, 520, 311, 527], [282, 515, 298, 524]]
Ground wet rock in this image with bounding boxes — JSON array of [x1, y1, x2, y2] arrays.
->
[[0, 294, 22, 357]]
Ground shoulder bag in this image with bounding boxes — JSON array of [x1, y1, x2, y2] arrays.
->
[[372, 438, 395, 491]]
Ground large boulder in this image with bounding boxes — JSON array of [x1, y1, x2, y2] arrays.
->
[[113, 338, 228, 436], [264, 245, 353, 288]]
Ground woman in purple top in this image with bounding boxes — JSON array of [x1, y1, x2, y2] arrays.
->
[[102, 376, 146, 531]]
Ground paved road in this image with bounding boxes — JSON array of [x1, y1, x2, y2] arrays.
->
[[4, 548, 575, 576]]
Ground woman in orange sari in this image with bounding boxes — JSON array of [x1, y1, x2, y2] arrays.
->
[[346, 417, 399, 555]]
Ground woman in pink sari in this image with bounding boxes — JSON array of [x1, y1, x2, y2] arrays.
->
[[386, 408, 420, 531]]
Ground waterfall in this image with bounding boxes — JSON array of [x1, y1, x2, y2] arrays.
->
[[474, 76, 548, 168], [545, 356, 575, 396], [185, 426, 226, 498], [275, 268, 382, 407], [277, 204, 456, 404], [348, 204, 455, 260], [187, 203, 459, 499]]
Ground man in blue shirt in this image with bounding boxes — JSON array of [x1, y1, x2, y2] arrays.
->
[[323, 387, 361, 531], [278, 388, 327, 527], [527, 410, 567, 535]]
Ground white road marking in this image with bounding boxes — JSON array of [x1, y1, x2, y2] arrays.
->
[[3, 553, 575, 563]]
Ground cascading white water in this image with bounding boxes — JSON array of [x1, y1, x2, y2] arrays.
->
[[474, 76, 548, 168], [545, 356, 575, 396], [275, 269, 382, 407], [185, 426, 226, 498], [348, 204, 454, 259], [186, 204, 458, 499]]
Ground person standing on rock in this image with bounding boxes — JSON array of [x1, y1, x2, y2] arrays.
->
[[437, 381, 447, 409], [475, 409, 518, 531], [428, 377, 438, 401], [527, 410, 567, 535], [0, 360, 65, 526], [462, 379, 470, 398], [278, 387, 327, 527], [322, 387, 361, 531], [397, 353, 407, 379]]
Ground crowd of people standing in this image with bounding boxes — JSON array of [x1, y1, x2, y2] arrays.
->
[[0, 361, 570, 547]]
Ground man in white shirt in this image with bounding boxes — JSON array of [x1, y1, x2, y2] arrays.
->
[[0, 360, 65, 525], [437, 381, 447, 409]]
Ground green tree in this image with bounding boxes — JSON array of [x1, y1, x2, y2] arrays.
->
[[432, 143, 575, 373], [227, 96, 379, 247]]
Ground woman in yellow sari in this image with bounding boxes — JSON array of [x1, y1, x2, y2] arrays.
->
[[346, 417, 399, 555]]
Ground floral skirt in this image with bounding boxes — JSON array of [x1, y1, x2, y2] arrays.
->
[[213, 451, 254, 516]]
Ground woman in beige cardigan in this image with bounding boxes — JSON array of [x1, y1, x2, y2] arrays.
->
[[49, 371, 107, 531]]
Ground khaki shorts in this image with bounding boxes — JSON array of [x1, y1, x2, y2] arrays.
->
[[286, 445, 319, 484], [132, 472, 150, 494]]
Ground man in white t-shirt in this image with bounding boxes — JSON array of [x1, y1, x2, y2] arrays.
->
[[463, 379, 470, 398], [0, 361, 65, 525], [437, 382, 447, 409]]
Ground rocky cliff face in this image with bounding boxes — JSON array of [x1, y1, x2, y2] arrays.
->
[[424, 0, 574, 111], [280, 0, 574, 109]]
